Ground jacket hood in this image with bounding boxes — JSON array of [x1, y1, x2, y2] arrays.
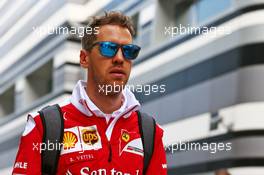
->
[[70, 80, 140, 119]]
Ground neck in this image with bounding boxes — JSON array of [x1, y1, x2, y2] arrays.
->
[[87, 82, 123, 114]]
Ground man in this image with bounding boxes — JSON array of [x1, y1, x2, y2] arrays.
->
[[12, 11, 167, 175]]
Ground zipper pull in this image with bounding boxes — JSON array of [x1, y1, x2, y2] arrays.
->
[[108, 143, 112, 162]]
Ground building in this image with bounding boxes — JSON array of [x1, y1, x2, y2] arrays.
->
[[1, 0, 264, 174]]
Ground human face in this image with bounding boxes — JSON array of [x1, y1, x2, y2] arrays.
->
[[81, 25, 134, 94]]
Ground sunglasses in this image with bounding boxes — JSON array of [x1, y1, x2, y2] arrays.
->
[[91, 41, 141, 60]]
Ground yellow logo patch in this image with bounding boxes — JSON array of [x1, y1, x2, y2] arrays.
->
[[122, 131, 130, 142], [63, 131, 78, 149]]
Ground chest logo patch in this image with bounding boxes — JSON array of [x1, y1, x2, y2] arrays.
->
[[61, 125, 102, 155], [63, 131, 78, 149], [121, 131, 130, 142], [119, 129, 143, 157], [82, 127, 99, 145]]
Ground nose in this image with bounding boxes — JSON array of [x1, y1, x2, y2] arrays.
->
[[112, 48, 125, 64]]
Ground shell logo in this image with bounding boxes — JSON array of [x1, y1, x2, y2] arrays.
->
[[122, 131, 130, 142], [63, 131, 78, 149], [82, 129, 98, 145]]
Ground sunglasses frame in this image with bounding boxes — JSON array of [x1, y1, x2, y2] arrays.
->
[[90, 41, 141, 60]]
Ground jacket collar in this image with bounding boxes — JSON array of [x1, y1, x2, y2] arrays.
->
[[70, 80, 140, 118]]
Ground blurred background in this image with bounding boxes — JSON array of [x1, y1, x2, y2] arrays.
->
[[1, 0, 264, 174]]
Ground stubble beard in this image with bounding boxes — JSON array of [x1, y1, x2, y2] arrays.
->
[[93, 74, 128, 97]]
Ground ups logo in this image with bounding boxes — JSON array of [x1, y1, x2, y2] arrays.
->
[[82, 129, 99, 145]]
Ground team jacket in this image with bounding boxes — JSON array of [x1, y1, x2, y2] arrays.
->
[[12, 80, 167, 175]]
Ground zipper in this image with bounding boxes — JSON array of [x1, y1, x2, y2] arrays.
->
[[105, 107, 137, 163], [108, 142, 112, 162]]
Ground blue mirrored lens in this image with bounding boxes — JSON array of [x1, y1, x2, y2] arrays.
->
[[99, 42, 118, 57], [122, 44, 141, 60]]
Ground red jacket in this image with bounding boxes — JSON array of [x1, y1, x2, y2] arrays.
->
[[12, 81, 167, 175]]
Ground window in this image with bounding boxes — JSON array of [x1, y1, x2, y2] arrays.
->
[[0, 86, 15, 117], [140, 29, 152, 49], [196, 0, 232, 24], [131, 13, 139, 39], [174, 0, 194, 36], [24, 60, 53, 105], [139, 4, 155, 29], [154, 0, 194, 42]]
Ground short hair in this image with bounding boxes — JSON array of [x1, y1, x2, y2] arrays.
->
[[81, 11, 135, 51]]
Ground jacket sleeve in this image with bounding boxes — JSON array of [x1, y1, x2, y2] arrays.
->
[[146, 124, 167, 175], [12, 114, 42, 175]]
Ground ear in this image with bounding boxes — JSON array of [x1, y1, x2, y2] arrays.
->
[[80, 49, 89, 68]]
